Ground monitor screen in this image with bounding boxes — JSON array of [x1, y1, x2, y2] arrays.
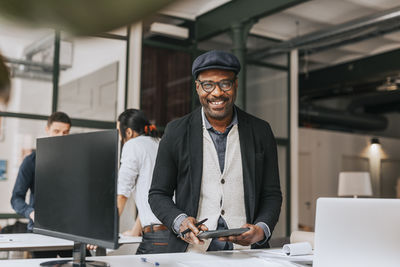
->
[[34, 130, 119, 249]]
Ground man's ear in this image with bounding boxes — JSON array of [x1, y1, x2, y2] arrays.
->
[[195, 81, 201, 95], [45, 125, 50, 135]]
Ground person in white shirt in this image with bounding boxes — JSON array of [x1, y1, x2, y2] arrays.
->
[[117, 109, 169, 254]]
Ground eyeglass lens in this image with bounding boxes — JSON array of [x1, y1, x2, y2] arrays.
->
[[200, 80, 233, 92]]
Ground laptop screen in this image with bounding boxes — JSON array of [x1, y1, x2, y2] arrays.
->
[[314, 198, 400, 267]]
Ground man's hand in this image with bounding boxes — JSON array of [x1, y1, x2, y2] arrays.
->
[[179, 217, 208, 245], [87, 244, 97, 251], [218, 224, 265, 246], [29, 211, 35, 221]]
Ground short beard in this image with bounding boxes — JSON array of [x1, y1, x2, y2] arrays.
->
[[203, 102, 233, 121]]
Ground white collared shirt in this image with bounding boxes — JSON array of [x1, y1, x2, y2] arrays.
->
[[118, 135, 161, 226]]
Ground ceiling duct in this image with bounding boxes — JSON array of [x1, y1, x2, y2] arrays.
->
[[10, 68, 52, 81], [250, 5, 400, 59], [348, 90, 400, 114], [4, 35, 73, 81], [300, 103, 388, 131], [23, 35, 73, 68]]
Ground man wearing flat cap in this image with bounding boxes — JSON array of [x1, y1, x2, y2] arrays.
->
[[149, 50, 282, 253]]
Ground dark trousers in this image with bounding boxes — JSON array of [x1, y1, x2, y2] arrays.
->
[[136, 229, 170, 254], [207, 216, 233, 251]]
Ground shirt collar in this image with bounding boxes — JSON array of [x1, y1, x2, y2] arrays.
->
[[201, 106, 238, 133]]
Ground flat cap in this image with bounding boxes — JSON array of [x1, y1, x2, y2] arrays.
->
[[192, 50, 241, 78]]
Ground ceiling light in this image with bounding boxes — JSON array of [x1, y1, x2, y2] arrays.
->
[[377, 77, 398, 91], [371, 137, 380, 145], [149, 22, 189, 40]]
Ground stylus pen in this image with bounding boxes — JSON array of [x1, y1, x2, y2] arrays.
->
[[178, 218, 208, 238], [141, 257, 160, 266]]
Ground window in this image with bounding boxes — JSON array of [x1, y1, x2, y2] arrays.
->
[[141, 45, 192, 126]]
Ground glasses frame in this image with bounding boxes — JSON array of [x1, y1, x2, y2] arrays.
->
[[196, 79, 236, 93]]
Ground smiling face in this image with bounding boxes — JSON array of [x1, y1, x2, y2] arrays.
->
[[196, 69, 237, 121]]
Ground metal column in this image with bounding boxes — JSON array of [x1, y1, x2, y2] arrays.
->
[[230, 21, 253, 110]]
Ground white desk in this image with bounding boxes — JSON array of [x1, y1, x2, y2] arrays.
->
[[0, 233, 142, 252], [2, 249, 312, 267]]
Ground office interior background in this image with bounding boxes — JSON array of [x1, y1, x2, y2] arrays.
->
[[1, 0, 400, 245]]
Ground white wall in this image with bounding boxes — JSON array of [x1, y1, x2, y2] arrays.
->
[[298, 127, 400, 229]]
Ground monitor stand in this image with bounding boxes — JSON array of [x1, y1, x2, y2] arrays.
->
[[40, 242, 109, 267]]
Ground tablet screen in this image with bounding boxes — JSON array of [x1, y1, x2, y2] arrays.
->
[[197, 228, 250, 239]]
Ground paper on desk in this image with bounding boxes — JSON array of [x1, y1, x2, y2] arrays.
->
[[175, 257, 300, 267], [244, 248, 313, 263], [282, 242, 312, 256]]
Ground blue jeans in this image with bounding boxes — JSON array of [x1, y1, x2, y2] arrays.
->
[[136, 227, 170, 254]]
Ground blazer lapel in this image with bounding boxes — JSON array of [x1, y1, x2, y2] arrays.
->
[[188, 107, 203, 217], [237, 108, 256, 222]]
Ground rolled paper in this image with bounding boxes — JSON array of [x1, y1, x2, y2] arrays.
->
[[282, 242, 312, 256]]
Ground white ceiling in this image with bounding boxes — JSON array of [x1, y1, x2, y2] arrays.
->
[[250, 0, 400, 70], [1, 0, 400, 72], [161, 0, 400, 71], [160, 0, 231, 20]]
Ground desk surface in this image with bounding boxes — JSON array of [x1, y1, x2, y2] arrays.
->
[[2, 249, 313, 267], [0, 233, 142, 251]]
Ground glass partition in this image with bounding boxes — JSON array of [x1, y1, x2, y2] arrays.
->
[[246, 64, 288, 139], [0, 23, 129, 219], [58, 35, 126, 122], [246, 51, 290, 237], [0, 28, 54, 115]]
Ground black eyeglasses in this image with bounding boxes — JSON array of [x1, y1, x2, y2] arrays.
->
[[196, 79, 235, 93]]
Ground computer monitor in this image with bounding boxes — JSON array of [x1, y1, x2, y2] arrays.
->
[[34, 130, 119, 267]]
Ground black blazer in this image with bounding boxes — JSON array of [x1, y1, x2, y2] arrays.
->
[[149, 106, 282, 252]]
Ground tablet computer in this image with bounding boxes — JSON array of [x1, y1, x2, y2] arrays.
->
[[197, 228, 250, 239]]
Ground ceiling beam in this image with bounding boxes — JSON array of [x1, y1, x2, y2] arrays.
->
[[195, 0, 307, 41], [251, 5, 400, 58], [300, 48, 400, 96]]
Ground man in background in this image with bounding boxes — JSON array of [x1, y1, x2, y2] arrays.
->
[[10, 111, 71, 258]]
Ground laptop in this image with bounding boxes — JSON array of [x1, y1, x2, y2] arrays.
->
[[313, 198, 400, 267]]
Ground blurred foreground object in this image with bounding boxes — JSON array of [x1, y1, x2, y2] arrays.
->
[[0, 54, 11, 104], [0, 0, 175, 35]]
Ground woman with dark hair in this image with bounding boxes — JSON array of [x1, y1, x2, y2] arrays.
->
[[116, 109, 168, 254]]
